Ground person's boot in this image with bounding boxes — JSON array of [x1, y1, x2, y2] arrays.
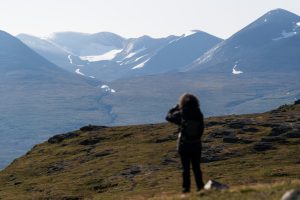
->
[[196, 184, 204, 192], [182, 188, 190, 193]]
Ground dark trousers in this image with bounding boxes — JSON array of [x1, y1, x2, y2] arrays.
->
[[179, 151, 204, 191]]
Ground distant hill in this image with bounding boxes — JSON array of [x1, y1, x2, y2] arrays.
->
[[0, 30, 112, 169], [0, 101, 299, 199]]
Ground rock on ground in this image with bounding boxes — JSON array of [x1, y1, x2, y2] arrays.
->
[[204, 179, 229, 190], [281, 189, 300, 200]]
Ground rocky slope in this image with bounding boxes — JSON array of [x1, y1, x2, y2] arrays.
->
[[0, 101, 299, 199]]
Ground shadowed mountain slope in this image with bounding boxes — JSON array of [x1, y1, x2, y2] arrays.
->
[[0, 30, 112, 169]]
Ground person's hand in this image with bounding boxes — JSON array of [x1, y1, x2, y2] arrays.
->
[[170, 104, 180, 112]]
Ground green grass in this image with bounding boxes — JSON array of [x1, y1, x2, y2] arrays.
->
[[0, 103, 299, 199]]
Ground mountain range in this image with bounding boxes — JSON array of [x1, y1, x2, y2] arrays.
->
[[100, 8, 300, 125], [0, 8, 299, 169], [18, 30, 222, 81]]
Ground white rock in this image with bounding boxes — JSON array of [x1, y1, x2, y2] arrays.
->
[[204, 179, 229, 190], [281, 189, 300, 200]]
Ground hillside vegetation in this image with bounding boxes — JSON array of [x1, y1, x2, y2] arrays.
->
[[0, 102, 299, 199]]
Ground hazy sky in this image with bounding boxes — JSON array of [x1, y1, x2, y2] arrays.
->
[[1, 0, 300, 39]]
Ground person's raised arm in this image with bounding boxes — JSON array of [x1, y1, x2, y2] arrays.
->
[[165, 104, 182, 125]]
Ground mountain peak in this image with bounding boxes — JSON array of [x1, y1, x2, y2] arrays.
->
[[262, 8, 300, 21], [267, 8, 297, 15], [235, 8, 300, 36]]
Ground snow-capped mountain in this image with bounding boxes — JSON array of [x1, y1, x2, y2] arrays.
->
[[138, 30, 223, 75], [116, 35, 178, 68], [185, 8, 300, 74], [18, 30, 222, 81], [0, 30, 112, 168], [77, 35, 179, 80], [17, 32, 126, 73], [18, 32, 180, 80]]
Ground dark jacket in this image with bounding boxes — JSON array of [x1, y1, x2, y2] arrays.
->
[[166, 105, 204, 153]]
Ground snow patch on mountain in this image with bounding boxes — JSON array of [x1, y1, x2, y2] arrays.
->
[[68, 55, 73, 64], [124, 43, 134, 53], [134, 55, 147, 62], [120, 59, 135, 66], [132, 59, 150, 69], [124, 47, 146, 60], [100, 85, 116, 93], [75, 69, 96, 79], [168, 30, 197, 44], [196, 42, 223, 65], [80, 49, 122, 62], [75, 69, 86, 76], [232, 64, 243, 75], [184, 30, 197, 37], [272, 30, 297, 41], [168, 38, 180, 44], [124, 52, 136, 59], [297, 22, 300, 26]]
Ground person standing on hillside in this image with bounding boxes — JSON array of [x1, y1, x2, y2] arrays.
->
[[166, 93, 205, 193]]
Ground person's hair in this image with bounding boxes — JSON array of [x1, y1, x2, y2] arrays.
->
[[178, 93, 199, 109]]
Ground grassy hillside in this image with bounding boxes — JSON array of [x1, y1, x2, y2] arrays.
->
[[0, 101, 299, 199]]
